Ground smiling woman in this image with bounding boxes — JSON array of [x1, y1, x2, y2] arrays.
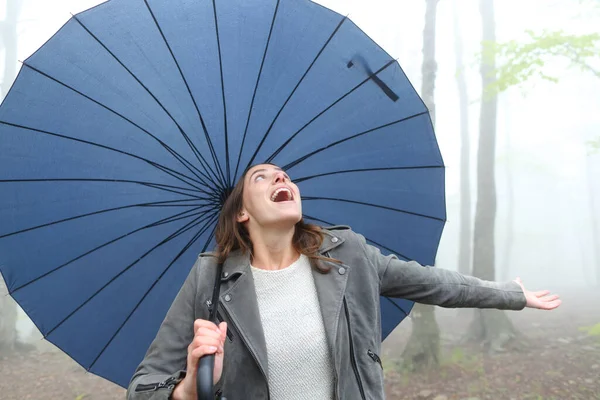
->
[[215, 164, 335, 274], [0, 0, 566, 398], [126, 164, 561, 400]]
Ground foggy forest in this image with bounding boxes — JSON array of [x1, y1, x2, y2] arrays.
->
[[0, 0, 599, 399]]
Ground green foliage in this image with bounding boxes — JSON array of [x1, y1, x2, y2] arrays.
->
[[483, 29, 600, 95], [587, 136, 600, 154], [580, 322, 600, 347], [483, 28, 600, 150], [443, 347, 485, 375], [580, 322, 600, 340]]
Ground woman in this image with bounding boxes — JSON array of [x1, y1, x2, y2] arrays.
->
[[126, 164, 561, 400]]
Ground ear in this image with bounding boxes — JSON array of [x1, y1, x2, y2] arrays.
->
[[237, 210, 249, 223]]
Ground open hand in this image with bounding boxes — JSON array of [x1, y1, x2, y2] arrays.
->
[[514, 277, 561, 310]]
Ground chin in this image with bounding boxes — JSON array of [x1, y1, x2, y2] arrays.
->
[[270, 211, 302, 228]]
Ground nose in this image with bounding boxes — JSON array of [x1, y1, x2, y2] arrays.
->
[[273, 171, 286, 183]]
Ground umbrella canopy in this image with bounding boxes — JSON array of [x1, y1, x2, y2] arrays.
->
[[0, 0, 445, 388]]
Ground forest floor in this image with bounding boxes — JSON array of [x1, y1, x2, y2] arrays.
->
[[382, 287, 600, 400], [0, 286, 598, 400]]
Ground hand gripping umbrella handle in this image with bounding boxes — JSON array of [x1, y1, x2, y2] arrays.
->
[[197, 262, 224, 400]]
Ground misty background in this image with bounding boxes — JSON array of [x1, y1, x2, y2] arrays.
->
[[1, 0, 599, 399]]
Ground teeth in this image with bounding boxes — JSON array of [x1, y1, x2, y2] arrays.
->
[[270, 187, 292, 202]]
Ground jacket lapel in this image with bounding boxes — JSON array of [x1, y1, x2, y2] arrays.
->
[[218, 251, 270, 380], [312, 230, 349, 355]]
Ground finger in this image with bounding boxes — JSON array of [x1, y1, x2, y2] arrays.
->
[[219, 322, 228, 341], [194, 319, 219, 333], [534, 290, 551, 298], [540, 294, 560, 302], [540, 299, 562, 310], [533, 298, 560, 310], [191, 336, 222, 352], [195, 327, 222, 340], [190, 345, 219, 362]]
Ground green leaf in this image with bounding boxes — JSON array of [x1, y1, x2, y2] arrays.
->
[[482, 29, 600, 95]]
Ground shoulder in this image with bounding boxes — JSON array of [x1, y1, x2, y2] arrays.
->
[[198, 251, 218, 261], [319, 224, 365, 248], [186, 252, 219, 282], [320, 224, 360, 239]]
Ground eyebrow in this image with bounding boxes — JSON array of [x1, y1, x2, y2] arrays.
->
[[248, 167, 283, 181]]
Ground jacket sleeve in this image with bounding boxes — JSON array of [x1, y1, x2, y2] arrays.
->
[[126, 256, 204, 400], [356, 232, 527, 310]]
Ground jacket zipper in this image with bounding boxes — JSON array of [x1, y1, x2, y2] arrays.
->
[[367, 349, 383, 369], [134, 376, 177, 392], [343, 297, 366, 400], [219, 304, 271, 400], [216, 310, 234, 342]]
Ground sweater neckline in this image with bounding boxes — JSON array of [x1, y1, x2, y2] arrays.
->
[[250, 254, 307, 274]]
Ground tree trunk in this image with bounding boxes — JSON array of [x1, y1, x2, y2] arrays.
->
[[465, 0, 519, 351], [501, 96, 515, 281], [452, 0, 472, 276], [585, 155, 600, 286], [401, 0, 441, 371], [400, 305, 440, 371], [0, 0, 21, 353]]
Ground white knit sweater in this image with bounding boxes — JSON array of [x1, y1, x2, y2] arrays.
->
[[250, 255, 334, 400]]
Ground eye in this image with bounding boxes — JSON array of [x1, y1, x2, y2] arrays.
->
[[254, 175, 265, 182]]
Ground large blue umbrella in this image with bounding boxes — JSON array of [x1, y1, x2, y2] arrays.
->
[[0, 0, 445, 389]]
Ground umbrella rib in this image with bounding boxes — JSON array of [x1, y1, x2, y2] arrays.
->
[[364, 237, 411, 262], [0, 199, 206, 241], [244, 15, 348, 171], [19, 63, 219, 193], [293, 166, 443, 184], [232, 0, 281, 180], [281, 111, 429, 170], [211, 0, 231, 186], [302, 213, 414, 262], [0, 120, 207, 191], [142, 0, 228, 186], [71, 15, 225, 190], [88, 212, 219, 371], [0, 178, 206, 198], [200, 225, 217, 254], [383, 297, 410, 318], [264, 59, 397, 164], [8, 205, 210, 294], [301, 214, 339, 228], [302, 196, 445, 222], [44, 209, 219, 339]]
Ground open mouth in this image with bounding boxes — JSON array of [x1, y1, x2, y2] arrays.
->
[[270, 187, 294, 202]]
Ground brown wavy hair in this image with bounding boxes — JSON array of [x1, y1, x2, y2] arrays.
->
[[215, 165, 335, 273]]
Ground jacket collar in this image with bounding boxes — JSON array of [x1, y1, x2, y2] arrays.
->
[[319, 228, 347, 254], [219, 227, 346, 277]]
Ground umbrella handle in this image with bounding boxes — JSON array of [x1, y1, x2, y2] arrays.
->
[[197, 354, 215, 400], [197, 262, 224, 400]]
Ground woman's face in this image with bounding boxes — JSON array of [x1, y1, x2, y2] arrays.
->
[[238, 164, 302, 229]]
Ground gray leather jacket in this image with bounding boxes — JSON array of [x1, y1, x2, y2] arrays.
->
[[126, 226, 526, 400]]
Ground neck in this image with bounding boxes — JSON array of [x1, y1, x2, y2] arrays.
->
[[248, 225, 299, 271]]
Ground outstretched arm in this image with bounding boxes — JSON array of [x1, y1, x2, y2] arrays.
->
[[356, 231, 559, 310]]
